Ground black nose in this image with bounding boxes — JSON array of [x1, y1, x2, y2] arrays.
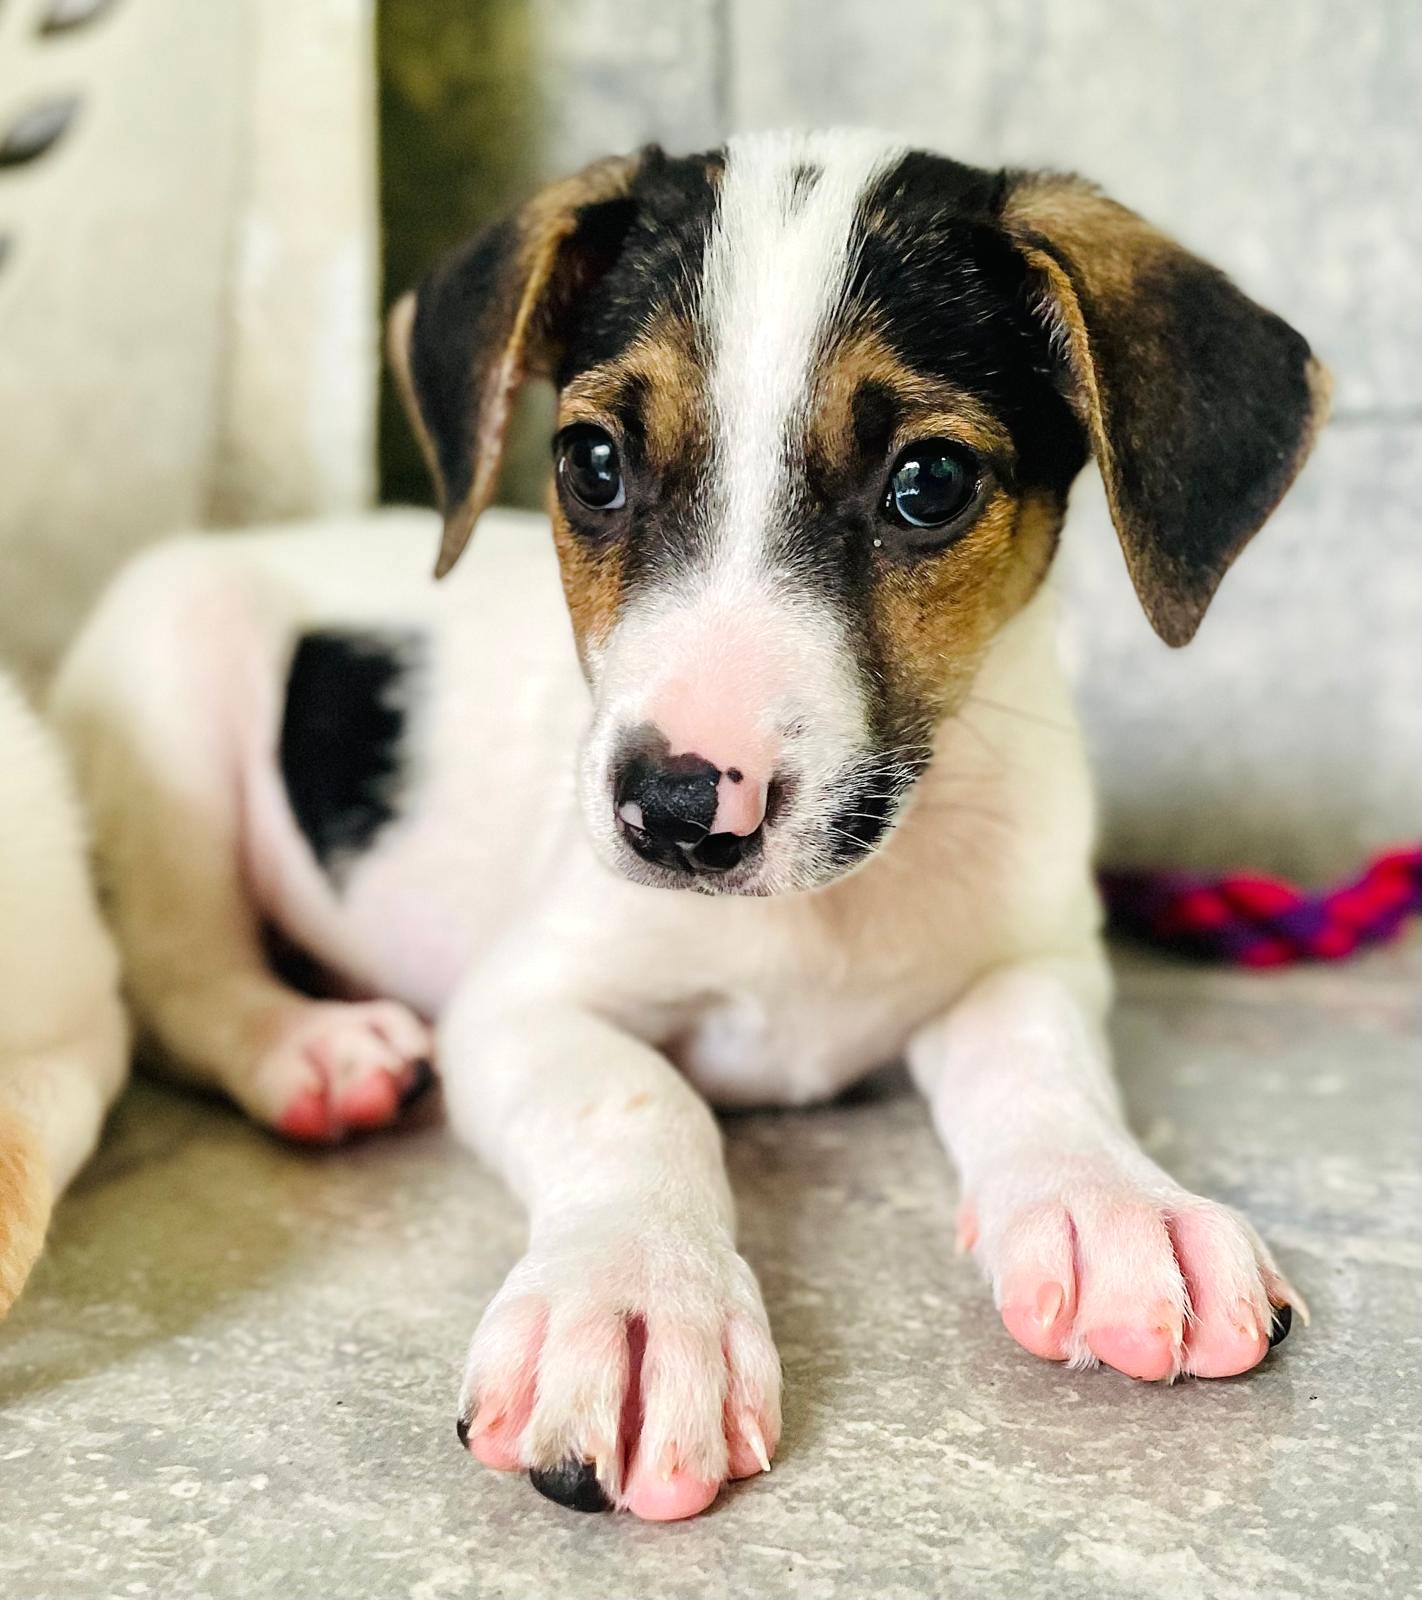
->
[[614, 751, 760, 876]]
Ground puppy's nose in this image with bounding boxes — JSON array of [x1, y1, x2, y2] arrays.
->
[[615, 750, 767, 875]]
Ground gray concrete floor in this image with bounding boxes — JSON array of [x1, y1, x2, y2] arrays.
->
[[1, 941, 1418, 1600]]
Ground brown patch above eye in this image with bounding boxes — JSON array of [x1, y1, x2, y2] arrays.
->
[[809, 327, 1014, 484], [560, 316, 708, 475], [551, 317, 709, 659]]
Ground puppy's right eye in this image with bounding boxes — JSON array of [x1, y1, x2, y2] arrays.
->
[[556, 425, 626, 511], [883, 439, 980, 540]]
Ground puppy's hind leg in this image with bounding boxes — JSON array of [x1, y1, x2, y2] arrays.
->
[[0, 1006, 129, 1315], [51, 541, 432, 1144], [0, 675, 129, 1315]]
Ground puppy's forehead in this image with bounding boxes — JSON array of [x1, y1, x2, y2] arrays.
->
[[572, 136, 1035, 468], [695, 133, 902, 544]]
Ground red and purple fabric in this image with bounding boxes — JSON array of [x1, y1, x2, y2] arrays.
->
[[1098, 846, 1422, 968]]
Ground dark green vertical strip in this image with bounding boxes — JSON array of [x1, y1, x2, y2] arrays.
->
[[376, 0, 551, 510]]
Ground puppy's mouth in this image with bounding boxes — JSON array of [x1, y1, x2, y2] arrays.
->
[[614, 825, 771, 895], [803, 746, 929, 884]]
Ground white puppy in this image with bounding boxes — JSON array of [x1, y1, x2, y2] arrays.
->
[[50, 132, 1327, 1520], [0, 672, 127, 1316]]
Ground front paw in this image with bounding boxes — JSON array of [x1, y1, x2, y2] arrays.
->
[[455, 1219, 781, 1521], [249, 1000, 434, 1142], [962, 1161, 1304, 1381]]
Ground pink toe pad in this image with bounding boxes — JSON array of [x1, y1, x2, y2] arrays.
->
[[1087, 1323, 1181, 1381]]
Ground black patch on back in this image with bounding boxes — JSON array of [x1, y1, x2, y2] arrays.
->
[[279, 630, 425, 881]]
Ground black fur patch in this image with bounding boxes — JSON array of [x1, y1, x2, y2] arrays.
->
[[850, 380, 899, 462], [558, 147, 722, 382], [1058, 241, 1315, 641], [279, 630, 425, 880], [824, 754, 927, 866], [408, 217, 521, 512], [854, 154, 1089, 493], [408, 192, 644, 515]]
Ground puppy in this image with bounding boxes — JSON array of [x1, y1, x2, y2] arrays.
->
[[51, 132, 1327, 1520], [0, 671, 128, 1316]]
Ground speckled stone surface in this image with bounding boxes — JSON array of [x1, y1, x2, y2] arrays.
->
[[2, 941, 1417, 1600]]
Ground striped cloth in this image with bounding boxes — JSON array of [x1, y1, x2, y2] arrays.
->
[[1099, 846, 1422, 967]]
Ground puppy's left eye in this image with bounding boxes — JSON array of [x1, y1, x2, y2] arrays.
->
[[557, 425, 626, 511], [883, 439, 980, 540]]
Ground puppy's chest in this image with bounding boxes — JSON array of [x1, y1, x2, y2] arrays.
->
[[666, 987, 905, 1106], [658, 925, 959, 1107]]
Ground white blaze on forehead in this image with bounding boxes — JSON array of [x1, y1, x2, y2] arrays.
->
[[584, 133, 901, 876], [701, 130, 907, 572]]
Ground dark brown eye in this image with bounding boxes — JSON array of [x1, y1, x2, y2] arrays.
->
[[883, 439, 980, 539], [557, 425, 626, 511]]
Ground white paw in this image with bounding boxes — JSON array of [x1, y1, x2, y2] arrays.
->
[[245, 999, 434, 1142], [961, 1155, 1303, 1381], [456, 1216, 781, 1520]]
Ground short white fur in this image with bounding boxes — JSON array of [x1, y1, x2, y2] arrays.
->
[[702, 129, 906, 582]]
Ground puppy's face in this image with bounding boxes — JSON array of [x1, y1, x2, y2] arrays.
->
[[394, 134, 1327, 895]]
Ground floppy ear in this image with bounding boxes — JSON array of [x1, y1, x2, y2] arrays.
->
[[387, 153, 646, 578], [1001, 174, 1330, 645]]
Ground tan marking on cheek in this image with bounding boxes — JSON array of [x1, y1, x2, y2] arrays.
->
[[552, 321, 708, 661], [804, 327, 1059, 732], [870, 489, 1065, 730], [547, 485, 624, 661]]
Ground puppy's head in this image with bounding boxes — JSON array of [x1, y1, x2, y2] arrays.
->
[[391, 132, 1328, 895]]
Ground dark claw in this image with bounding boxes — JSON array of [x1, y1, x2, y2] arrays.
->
[[1268, 1304, 1293, 1349], [529, 1458, 611, 1513], [455, 1414, 471, 1448], [400, 1059, 436, 1109]]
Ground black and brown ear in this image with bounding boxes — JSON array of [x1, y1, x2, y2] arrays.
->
[[1001, 174, 1331, 645], [387, 153, 647, 578]]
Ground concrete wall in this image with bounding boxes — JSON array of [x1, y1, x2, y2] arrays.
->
[[516, 0, 1420, 877]]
